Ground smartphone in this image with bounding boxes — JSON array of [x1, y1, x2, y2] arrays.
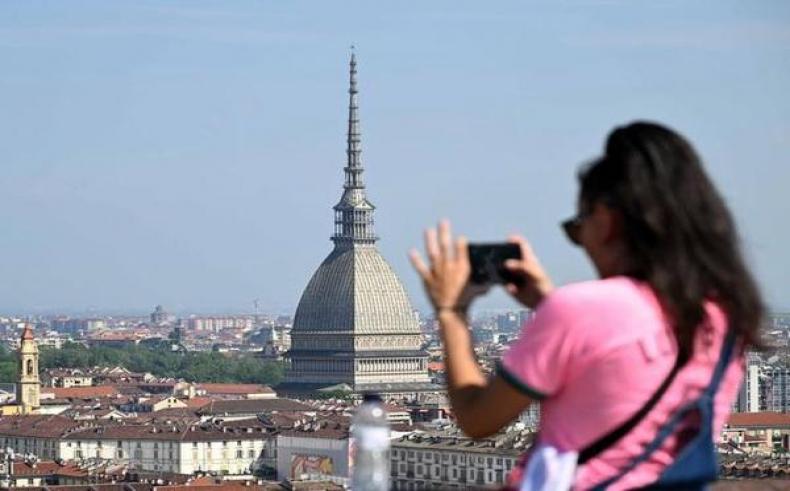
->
[[468, 243, 522, 286]]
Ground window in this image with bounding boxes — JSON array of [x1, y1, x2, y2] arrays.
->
[[248, 450, 255, 458], [117, 440, 123, 447], [118, 450, 124, 458], [193, 442, 198, 448], [236, 450, 242, 458], [237, 441, 242, 446], [222, 441, 227, 447]]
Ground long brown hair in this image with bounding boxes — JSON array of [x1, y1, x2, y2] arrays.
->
[[579, 122, 764, 359]]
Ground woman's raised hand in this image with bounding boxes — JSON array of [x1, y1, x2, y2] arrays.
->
[[409, 220, 487, 313], [503, 235, 554, 309]]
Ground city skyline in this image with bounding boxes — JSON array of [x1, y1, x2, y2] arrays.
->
[[1, 1, 789, 313]]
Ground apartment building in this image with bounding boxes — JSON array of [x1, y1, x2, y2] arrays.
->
[[0, 415, 276, 475], [390, 433, 528, 490]]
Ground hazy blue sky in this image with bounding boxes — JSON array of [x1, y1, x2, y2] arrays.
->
[[1, 1, 788, 314]]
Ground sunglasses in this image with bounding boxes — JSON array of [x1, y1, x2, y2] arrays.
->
[[561, 213, 586, 246]]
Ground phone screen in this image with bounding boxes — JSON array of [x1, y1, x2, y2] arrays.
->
[[468, 243, 522, 285]]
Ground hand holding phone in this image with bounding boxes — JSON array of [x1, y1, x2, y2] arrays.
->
[[468, 243, 524, 286], [500, 235, 554, 308], [410, 222, 552, 312]]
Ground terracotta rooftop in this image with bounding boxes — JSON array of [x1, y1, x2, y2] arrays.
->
[[196, 383, 275, 395], [183, 396, 214, 409], [382, 403, 410, 413], [5, 459, 87, 477], [0, 415, 81, 438], [155, 486, 276, 491], [277, 427, 349, 439], [712, 480, 790, 490], [62, 419, 272, 442], [21, 325, 35, 341], [142, 407, 199, 419], [196, 398, 312, 415], [727, 412, 790, 428], [427, 361, 445, 372], [45, 386, 118, 400], [10, 487, 152, 491]]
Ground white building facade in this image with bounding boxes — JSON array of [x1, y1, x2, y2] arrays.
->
[[0, 417, 276, 476]]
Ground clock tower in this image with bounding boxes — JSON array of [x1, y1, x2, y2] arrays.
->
[[17, 325, 40, 414]]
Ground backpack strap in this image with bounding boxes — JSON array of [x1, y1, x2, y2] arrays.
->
[[577, 345, 684, 465], [701, 328, 737, 400], [588, 328, 738, 490]]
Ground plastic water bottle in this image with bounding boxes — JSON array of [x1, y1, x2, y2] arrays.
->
[[351, 393, 390, 491]]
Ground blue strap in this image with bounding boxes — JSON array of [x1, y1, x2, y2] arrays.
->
[[590, 329, 737, 490], [702, 329, 737, 400]]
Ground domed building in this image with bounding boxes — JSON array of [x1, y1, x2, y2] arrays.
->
[[279, 53, 433, 398]]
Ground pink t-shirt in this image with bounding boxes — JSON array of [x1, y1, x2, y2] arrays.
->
[[499, 277, 744, 490]]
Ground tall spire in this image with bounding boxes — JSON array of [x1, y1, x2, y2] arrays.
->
[[332, 49, 377, 246], [346, 48, 362, 180]]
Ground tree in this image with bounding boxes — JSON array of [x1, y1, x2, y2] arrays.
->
[[34, 343, 284, 385]]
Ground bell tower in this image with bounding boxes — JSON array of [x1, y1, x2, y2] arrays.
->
[[17, 324, 40, 414]]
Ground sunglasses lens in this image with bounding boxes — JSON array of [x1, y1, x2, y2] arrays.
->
[[562, 219, 581, 246]]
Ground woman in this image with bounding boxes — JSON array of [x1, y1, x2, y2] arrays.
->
[[409, 122, 763, 490]]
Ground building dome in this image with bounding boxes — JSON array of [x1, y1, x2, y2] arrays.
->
[[280, 51, 432, 396], [293, 244, 420, 338]]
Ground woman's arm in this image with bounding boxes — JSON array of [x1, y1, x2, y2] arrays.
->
[[438, 308, 533, 438], [410, 220, 553, 438]]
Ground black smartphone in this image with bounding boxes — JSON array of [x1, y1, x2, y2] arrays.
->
[[468, 243, 522, 286]]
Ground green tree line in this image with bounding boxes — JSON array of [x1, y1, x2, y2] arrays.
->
[[0, 342, 284, 386]]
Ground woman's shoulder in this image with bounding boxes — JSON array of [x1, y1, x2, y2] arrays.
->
[[530, 277, 666, 347], [541, 276, 658, 315]]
